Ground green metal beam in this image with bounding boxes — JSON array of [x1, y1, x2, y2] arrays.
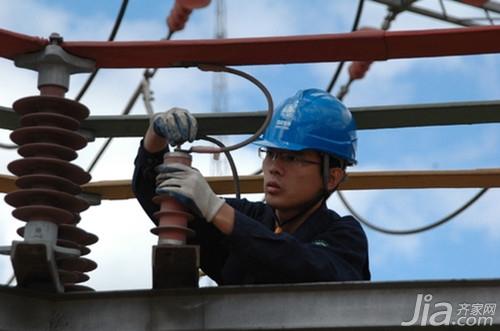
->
[[1, 100, 500, 138]]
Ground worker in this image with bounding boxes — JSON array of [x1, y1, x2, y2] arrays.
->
[[132, 88, 370, 285]]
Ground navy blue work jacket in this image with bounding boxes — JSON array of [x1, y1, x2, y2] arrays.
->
[[132, 142, 371, 285]]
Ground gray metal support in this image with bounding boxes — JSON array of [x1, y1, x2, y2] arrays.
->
[[371, 0, 481, 27], [1, 279, 499, 330], [2, 99, 500, 136], [14, 33, 94, 91]]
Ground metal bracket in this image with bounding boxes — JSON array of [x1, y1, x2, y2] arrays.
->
[[77, 191, 102, 206], [14, 33, 95, 90], [152, 245, 199, 289], [10, 241, 64, 293]]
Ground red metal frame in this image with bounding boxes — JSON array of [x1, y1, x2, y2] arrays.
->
[[2, 25, 500, 67]]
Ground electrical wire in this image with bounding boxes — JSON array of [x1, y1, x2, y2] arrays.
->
[[338, 188, 488, 235], [141, 70, 156, 117], [86, 63, 162, 173], [199, 136, 241, 199], [326, 0, 365, 93], [0, 2, 129, 153], [6, 273, 15, 286], [75, 0, 129, 102], [484, 9, 495, 25], [0, 142, 16, 149], [438, 0, 448, 19], [332, 0, 493, 235], [1, 1, 130, 287], [86, 73, 146, 173], [189, 65, 273, 154]]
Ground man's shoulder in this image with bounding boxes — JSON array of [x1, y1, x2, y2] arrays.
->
[[226, 198, 272, 220], [324, 209, 364, 231]]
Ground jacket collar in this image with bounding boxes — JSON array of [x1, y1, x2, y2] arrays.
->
[[292, 202, 337, 242]]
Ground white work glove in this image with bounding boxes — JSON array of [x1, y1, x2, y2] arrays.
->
[[152, 107, 198, 146], [156, 163, 225, 222]]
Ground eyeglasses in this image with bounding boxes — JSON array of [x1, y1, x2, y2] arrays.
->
[[258, 147, 321, 166]]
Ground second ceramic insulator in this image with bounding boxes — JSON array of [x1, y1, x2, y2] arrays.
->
[[152, 151, 195, 245]]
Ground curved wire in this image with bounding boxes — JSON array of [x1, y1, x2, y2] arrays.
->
[[86, 70, 163, 172], [332, 0, 491, 235], [0, 142, 17, 149], [188, 65, 273, 154], [338, 188, 489, 235], [75, 0, 129, 102], [328, 0, 488, 235], [6, 273, 15, 286], [141, 70, 156, 117], [326, 0, 365, 93], [198, 136, 241, 199]]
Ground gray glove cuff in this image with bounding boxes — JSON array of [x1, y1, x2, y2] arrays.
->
[[205, 196, 226, 222]]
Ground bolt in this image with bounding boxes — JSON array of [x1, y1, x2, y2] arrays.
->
[[49, 32, 64, 44]]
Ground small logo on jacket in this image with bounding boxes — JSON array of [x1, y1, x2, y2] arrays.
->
[[311, 240, 329, 248]]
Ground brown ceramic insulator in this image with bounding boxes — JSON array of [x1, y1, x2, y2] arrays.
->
[[58, 270, 79, 284], [58, 258, 97, 273], [73, 213, 82, 223], [8, 157, 90, 185], [17, 225, 97, 246], [9, 94, 98, 291], [58, 272, 89, 285], [20, 112, 81, 131], [348, 61, 373, 80], [63, 284, 94, 292], [151, 200, 196, 243], [179, 0, 211, 9], [152, 151, 195, 245], [18, 143, 77, 161], [16, 174, 81, 194], [11, 126, 87, 151], [5, 189, 89, 214], [58, 225, 98, 246], [57, 239, 91, 256], [13, 96, 89, 121], [13, 206, 77, 225], [59, 271, 89, 287], [57, 225, 97, 287], [70, 272, 89, 283], [39, 85, 66, 98]]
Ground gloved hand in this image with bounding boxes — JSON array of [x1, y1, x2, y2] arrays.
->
[[156, 163, 225, 222], [152, 107, 198, 146]]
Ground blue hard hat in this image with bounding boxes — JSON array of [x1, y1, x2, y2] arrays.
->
[[254, 88, 357, 165]]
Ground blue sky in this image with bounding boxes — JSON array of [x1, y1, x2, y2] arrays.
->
[[0, 0, 499, 290]]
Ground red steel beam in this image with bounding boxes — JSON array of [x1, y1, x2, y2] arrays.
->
[[0, 28, 48, 59], [1, 26, 500, 67]]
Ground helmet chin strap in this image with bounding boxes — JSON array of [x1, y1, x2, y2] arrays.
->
[[322, 153, 330, 196]]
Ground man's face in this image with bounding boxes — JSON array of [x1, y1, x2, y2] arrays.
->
[[261, 148, 323, 213]]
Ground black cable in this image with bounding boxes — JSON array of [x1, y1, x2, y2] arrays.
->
[[87, 56, 166, 173], [338, 188, 488, 235], [484, 9, 495, 25], [199, 136, 241, 199], [0, 143, 16, 149], [438, 0, 448, 19], [6, 273, 15, 286], [190, 65, 274, 154], [75, 0, 129, 102], [86, 78, 144, 173], [326, 0, 365, 93], [331, 0, 490, 235]]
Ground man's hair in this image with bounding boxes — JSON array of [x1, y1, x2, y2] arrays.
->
[[320, 153, 347, 200], [328, 155, 347, 171]]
